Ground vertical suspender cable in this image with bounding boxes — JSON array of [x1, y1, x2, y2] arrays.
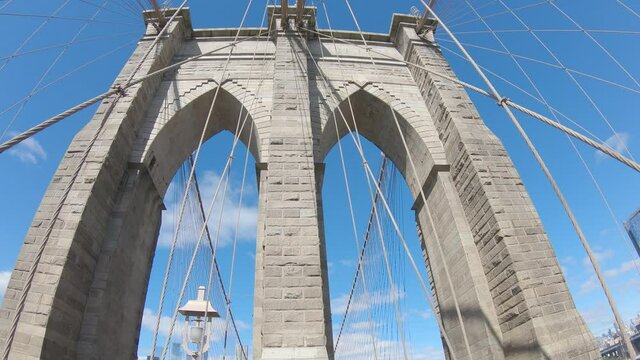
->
[[148, 0, 253, 357], [419, 1, 637, 358], [318, 1, 380, 356], [2, 1, 188, 357], [460, 0, 640, 283], [293, 26, 461, 360], [340, 0, 475, 358]]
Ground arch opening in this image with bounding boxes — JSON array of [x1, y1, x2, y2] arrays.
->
[[321, 134, 445, 359], [319, 87, 438, 201]]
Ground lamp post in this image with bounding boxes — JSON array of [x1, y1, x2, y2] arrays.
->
[[178, 286, 220, 359]]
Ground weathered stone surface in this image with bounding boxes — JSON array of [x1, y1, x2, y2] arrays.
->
[[0, 7, 597, 360]]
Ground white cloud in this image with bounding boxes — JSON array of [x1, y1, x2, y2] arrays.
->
[[596, 132, 631, 160], [6, 133, 47, 164], [332, 290, 405, 315], [580, 302, 614, 335], [141, 307, 183, 339], [335, 332, 444, 360], [158, 170, 257, 249], [579, 275, 599, 295], [0, 271, 11, 300], [604, 259, 640, 277], [582, 249, 614, 267]]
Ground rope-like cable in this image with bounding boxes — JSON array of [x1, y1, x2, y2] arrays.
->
[[0, 0, 71, 73], [421, 1, 637, 358], [317, 1, 379, 356], [458, 0, 640, 281], [0, 30, 272, 155], [1, 0, 110, 139], [341, 0, 474, 357], [293, 24, 460, 360], [152, 2, 266, 356], [297, 26, 640, 172], [333, 156, 387, 354]]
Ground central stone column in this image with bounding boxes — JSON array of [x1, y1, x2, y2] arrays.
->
[[252, 19, 333, 360]]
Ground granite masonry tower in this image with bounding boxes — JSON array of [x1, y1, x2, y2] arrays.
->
[[0, 6, 599, 360]]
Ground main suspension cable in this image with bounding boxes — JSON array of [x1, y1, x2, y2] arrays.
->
[[0, 30, 272, 154], [293, 23, 460, 360], [297, 26, 640, 172], [1, 1, 187, 357], [342, 0, 475, 357], [420, 1, 637, 357]]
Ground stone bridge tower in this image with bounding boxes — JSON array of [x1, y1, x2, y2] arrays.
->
[[0, 6, 598, 360]]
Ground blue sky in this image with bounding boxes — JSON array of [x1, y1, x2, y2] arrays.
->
[[0, 0, 639, 359]]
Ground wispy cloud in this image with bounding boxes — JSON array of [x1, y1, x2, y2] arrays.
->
[[0, 271, 11, 300], [604, 259, 640, 277], [580, 302, 614, 336], [140, 307, 236, 342], [582, 249, 614, 267], [334, 331, 444, 360], [331, 290, 405, 315], [596, 132, 631, 160], [158, 170, 257, 249], [579, 275, 599, 295], [5, 133, 47, 164]]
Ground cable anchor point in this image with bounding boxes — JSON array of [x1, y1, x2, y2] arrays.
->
[[113, 84, 127, 97], [497, 97, 510, 107]]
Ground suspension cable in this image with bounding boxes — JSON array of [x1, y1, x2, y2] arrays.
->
[[191, 156, 247, 357], [1, 0, 111, 139], [0, 0, 71, 73], [293, 23, 460, 360], [297, 26, 640, 172], [420, 1, 637, 358], [318, 1, 379, 355], [0, 30, 272, 154], [616, 0, 640, 19], [334, 155, 387, 354], [493, 0, 636, 162], [0, 0, 189, 356], [220, 4, 272, 357], [549, 1, 640, 90], [434, 37, 640, 96], [0, 11, 138, 26], [363, 156, 409, 360], [459, 0, 640, 280], [342, 0, 475, 357]]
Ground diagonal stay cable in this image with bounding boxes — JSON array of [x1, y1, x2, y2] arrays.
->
[[219, 3, 272, 358], [317, 0, 379, 356], [421, 1, 637, 358], [1, 1, 188, 358], [0, 38, 137, 122], [549, 1, 640, 90], [150, 0, 258, 357], [434, 36, 640, 96], [191, 156, 248, 358], [301, 26, 457, 360], [1, 0, 112, 140], [616, 0, 640, 19], [0, 0, 71, 73], [460, 0, 640, 288], [299, 26, 640, 172], [75, 0, 141, 21], [293, 23, 462, 360], [0, 31, 139, 62], [334, 156, 388, 354], [0, 12, 139, 26], [494, 0, 636, 162], [435, 42, 607, 143], [0, 30, 273, 154], [446, 0, 548, 29]]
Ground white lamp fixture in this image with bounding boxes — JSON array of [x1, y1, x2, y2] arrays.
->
[[178, 286, 220, 359]]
